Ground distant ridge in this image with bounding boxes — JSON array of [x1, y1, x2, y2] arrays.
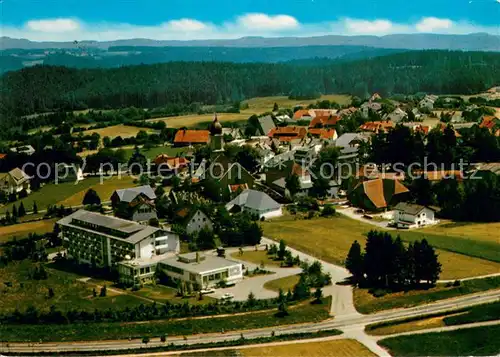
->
[[1, 33, 499, 51]]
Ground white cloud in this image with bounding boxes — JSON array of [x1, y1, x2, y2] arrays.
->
[[26, 18, 80, 33], [235, 13, 299, 31], [343, 18, 394, 34], [416, 17, 453, 32], [0, 14, 497, 42], [165, 19, 209, 32]]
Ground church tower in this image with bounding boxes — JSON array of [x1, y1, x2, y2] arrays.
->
[[209, 113, 224, 153]]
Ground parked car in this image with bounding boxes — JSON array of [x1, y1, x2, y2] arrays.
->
[[221, 293, 234, 300], [200, 288, 215, 295]]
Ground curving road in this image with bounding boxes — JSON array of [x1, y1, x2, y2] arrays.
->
[[1, 237, 499, 355]]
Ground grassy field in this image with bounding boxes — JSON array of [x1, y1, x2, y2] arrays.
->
[[57, 175, 136, 207], [149, 113, 250, 128], [264, 275, 301, 293], [366, 301, 500, 336], [121, 145, 188, 160], [77, 124, 157, 139], [231, 250, 285, 268], [130, 284, 216, 306], [0, 176, 138, 214], [378, 325, 500, 356], [241, 339, 376, 357], [0, 260, 146, 314], [0, 218, 57, 243], [417, 221, 500, 244], [261, 215, 500, 279], [0, 297, 332, 342], [353, 276, 500, 314], [241, 95, 352, 114]]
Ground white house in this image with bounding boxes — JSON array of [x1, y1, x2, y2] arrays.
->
[[226, 189, 282, 220], [393, 202, 438, 229], [183, 209, 214, 235]]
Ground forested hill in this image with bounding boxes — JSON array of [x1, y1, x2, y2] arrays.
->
[[1, 50, 500, 116]]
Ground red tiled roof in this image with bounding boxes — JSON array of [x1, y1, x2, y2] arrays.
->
[[174, 130, 210, 144], [359, 121, 394, 132], [0, 153, 7, 160], [309, 115, 340, 128], [360, 179, 409, 209], [479, 116, 498, 130], [415, 170, 464, 182], [308, 128, 337, 139], [414, 125, 430, 135], [268, 126, 307, 140], [293, 109, 313, 120], [229, 183, 249, 193], [154, 154, 190, 169]]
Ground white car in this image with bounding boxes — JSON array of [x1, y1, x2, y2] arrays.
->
[[221, 293, 234, 300], [200, 288, 215, 295]]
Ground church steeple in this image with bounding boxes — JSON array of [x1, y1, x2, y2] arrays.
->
[[209, 113, 224, 152]]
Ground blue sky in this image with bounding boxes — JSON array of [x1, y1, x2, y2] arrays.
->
[[1, 0, 499, 41]]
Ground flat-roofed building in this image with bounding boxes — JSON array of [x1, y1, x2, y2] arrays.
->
[[159, 252, 243, 290], [57, 210, 179, 269]]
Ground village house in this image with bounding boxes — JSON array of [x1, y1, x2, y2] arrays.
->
[[173, 129, 210, 147], [359, 120, 394, 133], [175, 207, 214, 235], [268, 126, 307, 145], [334, 133, 370, 161], [10, 145, 36, 156], [293, 109, 314, 121], [393, 202, 438, 229], [154, 154, 191, 173], [419, 94, 438, 110], [308, 128, 338, 142], [226, 189, 282, 219], [369, 93, 382, 102], [479, 116, 500, 136], [360, 102, 383, 118], [309, 114, 340, 129], [111, 185, 158, 223], [349, 178, 409, 212], [256, 115, 276, 136], [265, 160, 313, 198], [384, 108, 408, 123], [0, 167, 31, 195]]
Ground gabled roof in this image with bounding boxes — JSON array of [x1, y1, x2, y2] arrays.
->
[[359, 121, 394, 132], [309, 115, 340, 128], [257, 115, 276, 136], [308, 128, 337, 140], [226, 189, 280, 212], [293, 109, 314, 120], [114, 185, 156, 203], [268, 126, 307, 142], [394, 202, 435, 215], [354, 178, 409, 209], [479, 116, 498, 130], [1, 167, 30, 185], [174, 130, 210, 144], [0, 153, 7, 160], [154, 154, 190, 169]]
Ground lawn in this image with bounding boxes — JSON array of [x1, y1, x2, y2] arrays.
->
[[241, 339, 376, 357], [416, 221, 500, 244], [0, 297, 332, 342], [0, 260, 146, 314], [353, 276, 500, 314], [261, 215, 500, 279], [130, 284, 216, 305], [366, 301, 500, 336], [241, 95, 352, 114], [149, 113, 250, 128], [231, 250, 285, 268], [378, 325, 500, 356], [57, 175, 136, 207], [264, 275, 301, 293], [0, 218, 57, 243]]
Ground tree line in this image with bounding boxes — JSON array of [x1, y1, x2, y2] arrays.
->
[[1, 50, 499, 119], [346, 231, 442, 292]]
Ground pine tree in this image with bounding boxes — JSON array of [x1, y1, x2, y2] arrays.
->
[[345, 240, 364, 284], [48, 287, 55, 298], [419, 239, 442, 285], [33, 201, 38, 214], [12, 204, 18, 218], [100, 285, 107, 297], [18, 202, 26, 217], [313, 288, 323, 304], [83, 189, 101, 206], [278, 239, 287, 260]]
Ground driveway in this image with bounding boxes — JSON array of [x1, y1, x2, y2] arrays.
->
[[209, 248, 302, 301], [336, 207, 393, 230]]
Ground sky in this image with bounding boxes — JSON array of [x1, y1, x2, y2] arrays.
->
[[1, 0, 499, 42]]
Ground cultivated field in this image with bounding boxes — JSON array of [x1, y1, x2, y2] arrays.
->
[[149, 113, 250, 128], [241, 95, 353, 114], [241, 339, 376, 357], [78, 124, 157, 139], [0, 219, 58, 243], [417, 221, 500, 244], [261, 215, 500, 279]]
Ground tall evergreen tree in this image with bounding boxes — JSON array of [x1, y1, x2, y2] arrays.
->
[[345, 240, 364, 284]]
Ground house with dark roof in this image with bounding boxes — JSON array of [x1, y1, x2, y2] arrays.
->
[[202, 155, 255, 201], [173, 129, 210, 146], [226, 189, 282, 219], [334, 133, 370, 161], [265, 160, 313, 198], [0, 167, 30, 195], [111, 185, 157, 222], [393, 202, 438, 229], [256, 115, 276, 136], [348, 178, 409, 212], [175, 208, 214, 235]]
